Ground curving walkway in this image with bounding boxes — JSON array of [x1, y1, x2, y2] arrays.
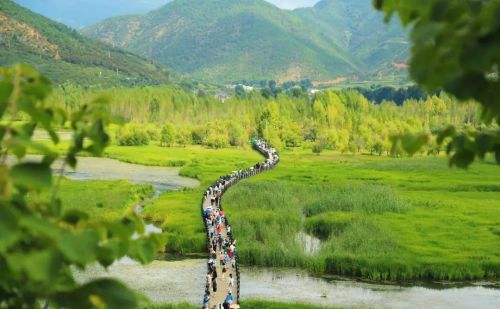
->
[[201, 139, 279, 309]]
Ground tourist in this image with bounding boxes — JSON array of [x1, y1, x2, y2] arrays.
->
[[219, 251, 225, 266], [225, 290, 233, 305], [212, 276, 217, 295], [228, 273, 234, 287], [206, 272, 212, 290], [212, 266, 218, 280], [221, 261, 227, 278], [203, 294, 209, 308]]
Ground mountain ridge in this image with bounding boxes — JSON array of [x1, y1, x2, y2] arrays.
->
[[0, 0, 173, 86], [83, 0, 376, 83]]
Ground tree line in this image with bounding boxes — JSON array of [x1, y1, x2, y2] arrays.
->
[[49, 85, 488, 157]]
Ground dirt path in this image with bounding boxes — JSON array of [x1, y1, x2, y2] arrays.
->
[[201, 140, 279, 309]]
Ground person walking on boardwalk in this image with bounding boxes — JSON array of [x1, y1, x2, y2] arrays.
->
[[206, 272, 212, 291], [203, 293, 210, 308], [228, 273, 234, 288], [223, 290, 233, 309], [212, 275, 218, 295], [222, 262, 227, 279]]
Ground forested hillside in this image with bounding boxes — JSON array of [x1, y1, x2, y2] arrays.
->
[[83, 0, 408, 83], [294, 0, 409, 79], [0, 0, 172, 86]]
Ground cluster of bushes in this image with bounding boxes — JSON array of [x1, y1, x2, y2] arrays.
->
[[116, 124, 151, 146], [115, 121, 250, 148]]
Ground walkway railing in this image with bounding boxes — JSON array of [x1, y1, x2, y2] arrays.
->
[[200, 139, 279, 309]]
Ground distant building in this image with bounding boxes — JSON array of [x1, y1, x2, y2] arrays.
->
[[308, 88, 321, 96], [214, 91, 231, 102], [230, 84, 254, 92]]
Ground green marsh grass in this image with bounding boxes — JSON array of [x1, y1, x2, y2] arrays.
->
[[36, 178, 154, 220], [222, 149, 500, 281], [45, 142, 500, 281]]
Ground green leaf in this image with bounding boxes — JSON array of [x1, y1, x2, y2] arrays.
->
[[401, 133, 430, 156], [495, 143, 500, 164], [0, 206, 20, 252], [7, 249, 63, 283], [97, 239, 128, 268], [450, 149, 475, 169], [62, 209, 89, 225], [10, 162, 52, 190], [127, 238, 156, 264], [437, 126, 456, 145], [0, 80, 13, 117], [53, 279, 138, 309], [20, 215, 61, 239], [57, 230, 100, 265]]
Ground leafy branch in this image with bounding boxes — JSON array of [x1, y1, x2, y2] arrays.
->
[[374, 0, 500, 167], [0, 65, 164, 309]]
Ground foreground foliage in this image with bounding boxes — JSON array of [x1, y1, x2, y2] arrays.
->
[[0, 65, 163, 308], [375, 0, 500, 166]]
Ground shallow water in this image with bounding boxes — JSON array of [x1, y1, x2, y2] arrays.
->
[[74, 258, 206, 305], [13, 155, 199, 193], [74, 258, 500, 308], [241, 267, 500, 309]]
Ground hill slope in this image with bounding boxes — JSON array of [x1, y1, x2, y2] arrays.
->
[[294, 0, 409, 79], [0, 0, 172, 86], [83, 0, 409, 83], [82, 0, 361, 83]]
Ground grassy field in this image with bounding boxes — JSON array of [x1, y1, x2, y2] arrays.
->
[[104, 144, 263, 254], [33, 178, 154, 220], [46, 141, 500, 281], [223, 149, 500, 281]]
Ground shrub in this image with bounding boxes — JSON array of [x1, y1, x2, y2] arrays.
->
[[160, 124, 176, 147], [116, 124, 150, 146]]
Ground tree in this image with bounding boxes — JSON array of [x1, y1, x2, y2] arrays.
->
[[290, 86, 306, 98], [0, 65, 162, 308], [149, 97, 160, 122], [312, 142, 324, 156], [176, 127, 192, 147], [160, 123, 176, 147], [228, 122, 248, 147], [204, 121, 229, 149], [375, 0, 500, 167], [234, 85, 245, 97], [260, 87, 273, 99]]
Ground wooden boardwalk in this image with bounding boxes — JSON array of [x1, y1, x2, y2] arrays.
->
[[201, 140, 279, 309]]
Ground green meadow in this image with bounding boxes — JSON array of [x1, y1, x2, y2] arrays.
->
[[52, 141, 500, 281], [224, 149, 500, 280]]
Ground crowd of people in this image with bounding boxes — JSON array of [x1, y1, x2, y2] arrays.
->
[[201, 139, 279, 309]]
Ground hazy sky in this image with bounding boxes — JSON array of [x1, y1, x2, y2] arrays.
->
[[268, 0, 320, 9], [14, 0, 323, 28]]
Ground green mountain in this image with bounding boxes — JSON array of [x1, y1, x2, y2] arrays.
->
[[0, 0, 172, 86], [82, 0, 363, 83], [82, 0, 409, 84], [294, 0, 409, 80]]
